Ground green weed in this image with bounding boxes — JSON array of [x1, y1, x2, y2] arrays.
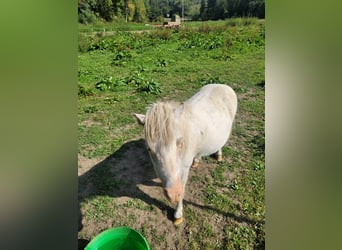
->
[[95, 75, 128, 91], [78, 84, 93, 97], [199, 74, 222, 86], [111, 50, 132, 66], [126, 71, 162, 95], [92, 72, 161, 95], [84, 196, 116, 221]]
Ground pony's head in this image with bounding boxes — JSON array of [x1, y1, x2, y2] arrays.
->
[[134, 102, 185, 202]]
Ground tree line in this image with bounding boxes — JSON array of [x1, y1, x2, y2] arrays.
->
[[78, 0, 264, 24]]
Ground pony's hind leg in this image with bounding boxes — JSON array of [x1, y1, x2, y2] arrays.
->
[[216, 149, 223, 162], [191, 157, 200, 168]]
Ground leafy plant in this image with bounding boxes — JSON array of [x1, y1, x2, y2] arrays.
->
[[155, 58, 168, 67], [89, 38, 111, 51], [111, 50, 132, 66], [137, 79, 161, 95], [94, 71, 161, 95], [95, 75, 114, 91], [178, 31, 223, 50], [95, 75, 127, 91], [126, 72, 161, 95], [223, 26, 265, 53], [88, 36, 128, 52]]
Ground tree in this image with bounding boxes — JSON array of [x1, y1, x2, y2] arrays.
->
[[133, 0, 148, 22], [215, 0, 228, 19], [78, 0, 97, 23], [149, 0, 164, 21], [248, 0, 264, 18], [77, 0, 265, 24], [112, 0, 126, 19], [207, 0, 214, 19], [127, 0, 136, 21], [96, 0, 114, 21], [199, 0, 208, 20], [207, 0, 226, 20]]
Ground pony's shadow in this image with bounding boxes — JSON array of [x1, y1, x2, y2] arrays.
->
[[78, 139, 173, 248]]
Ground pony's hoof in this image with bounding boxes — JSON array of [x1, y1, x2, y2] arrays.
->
[[191, 158, 199, 168], [217, 155, 223, 162], [191, 159, 199, 168], [174, 217, 184, 225]]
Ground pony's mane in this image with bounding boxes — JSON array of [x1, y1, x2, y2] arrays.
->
[[144, 101, 180, 147]]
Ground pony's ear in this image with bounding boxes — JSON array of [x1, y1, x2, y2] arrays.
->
[[134, 113, 145, 126], [176, 137, 184, 149]]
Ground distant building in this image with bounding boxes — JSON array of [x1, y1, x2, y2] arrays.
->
[[163, 15, 181, 28]]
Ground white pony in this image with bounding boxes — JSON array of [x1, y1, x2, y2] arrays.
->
[[134, 84, 237, 225]]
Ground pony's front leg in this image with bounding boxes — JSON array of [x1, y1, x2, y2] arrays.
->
[[174, 199, 184, 225], [173, 171, 190, 225]]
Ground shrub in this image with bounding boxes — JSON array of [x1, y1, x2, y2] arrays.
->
[[223, 25, 264, 52], [89, 38, 115, 51], [149, 29, 172, 41], [198, 24, 227, 33], [179, 26, 195, 39], [241, 17, 258, 26], [197, 24, 212, 33], [225, 18, 241, 27], [178, 31, 223, 50], [78, 33, 95, 52], [85, 32, 154, 53], [225, 17, 258, 27]]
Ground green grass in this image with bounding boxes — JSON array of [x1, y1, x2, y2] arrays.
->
[[78, 21, 154, 34], [78, 19, 264, 249]]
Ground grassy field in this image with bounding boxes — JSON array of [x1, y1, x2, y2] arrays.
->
[[79, 21, 153, 34], [78, 17, 263, 34], [78, 19, 265, 249]]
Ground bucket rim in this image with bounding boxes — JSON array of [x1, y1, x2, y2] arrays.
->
[[85, 226, 150, 250]]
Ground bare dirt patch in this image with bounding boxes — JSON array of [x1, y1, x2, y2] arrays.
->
[[78, 154, 103, 176], [79, 120, 102, 128]]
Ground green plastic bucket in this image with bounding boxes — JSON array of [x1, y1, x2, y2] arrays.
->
[[85, 227, 150, 250]]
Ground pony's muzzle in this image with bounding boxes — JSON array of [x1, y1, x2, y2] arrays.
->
[[164, 187, 182, 203]]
